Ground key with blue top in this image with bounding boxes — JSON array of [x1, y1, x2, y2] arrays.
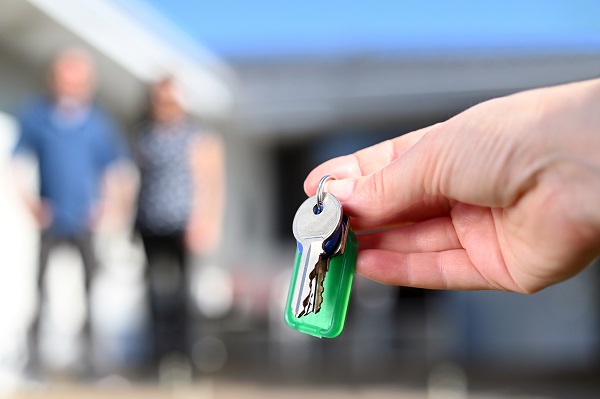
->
[[285, 175, 358, 338], [290, 189, 342, 317]]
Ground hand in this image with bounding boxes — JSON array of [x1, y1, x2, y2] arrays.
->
[[30, 199, 53, 229], [305, 79, 600, 293], [185, 221, 220, 256]]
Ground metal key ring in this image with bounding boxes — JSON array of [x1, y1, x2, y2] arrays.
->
[[317, 175, 336, 207]]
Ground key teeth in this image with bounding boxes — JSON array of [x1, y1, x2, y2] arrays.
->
[[314, 280, 325, 314], [313, 216, 347, 315], [299, 263, 319, 316], [311, 261, 328, 315], [300, 289, 312, 316], [300, 256, 327, 317]]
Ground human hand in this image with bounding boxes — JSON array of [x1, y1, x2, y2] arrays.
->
[[305, 79, 600, 293], [30, 199, 52, 229], [185, 221, 220, 256]]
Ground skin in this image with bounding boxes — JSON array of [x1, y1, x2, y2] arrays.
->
[[305, 78, 600, 294], [150, 78, 185, 124], [48, 48, 95, 107]]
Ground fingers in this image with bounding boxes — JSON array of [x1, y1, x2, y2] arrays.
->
[[304, 124, 437, 196], [358, 217, 462, 253], [354, 217, 473, 290], [326, 131, 441, 229], [356, 248, 495, 290], [303, 123, 447, 232], [347, 194, 452, 231]]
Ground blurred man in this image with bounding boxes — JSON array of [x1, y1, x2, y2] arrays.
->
[[134, 77, 224, 371], [12, 47, 127, 371]]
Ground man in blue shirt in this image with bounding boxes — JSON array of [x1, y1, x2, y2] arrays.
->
[[13, 48, 127, 369]]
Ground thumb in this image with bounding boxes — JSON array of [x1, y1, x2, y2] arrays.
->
[[326, 133, 439, 231]]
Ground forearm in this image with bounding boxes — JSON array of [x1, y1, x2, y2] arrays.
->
[[192, 157, 225, 230], [187, 134, 225, 251], [96, 160, 138, 232], [10, 158, 50, 227]]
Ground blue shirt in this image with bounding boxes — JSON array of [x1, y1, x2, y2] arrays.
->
[[13, 97, 126, 236]]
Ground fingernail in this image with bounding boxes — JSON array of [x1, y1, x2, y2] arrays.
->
[[327, 179, 355, 201]]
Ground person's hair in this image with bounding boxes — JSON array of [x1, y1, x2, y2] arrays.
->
[[153, 75, 185, 107]]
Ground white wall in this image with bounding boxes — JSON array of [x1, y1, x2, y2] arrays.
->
[[0, 112, 37, 382]]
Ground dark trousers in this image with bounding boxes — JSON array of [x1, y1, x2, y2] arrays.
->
[[30, 230, 97, 365], [141, 232, 189, 362]]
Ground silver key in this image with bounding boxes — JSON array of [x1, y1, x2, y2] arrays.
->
[[307, 257, 327, 314], [291, 193, 342, 317], [308, 215, 349, 314]]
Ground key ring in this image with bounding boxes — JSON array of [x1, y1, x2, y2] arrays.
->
[[317, 175, 336, 208]]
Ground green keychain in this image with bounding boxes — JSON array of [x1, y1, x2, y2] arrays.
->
[[284, 175, 358, 338]]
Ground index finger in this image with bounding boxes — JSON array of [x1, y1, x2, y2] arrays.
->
[[304, 124, 438, 196]]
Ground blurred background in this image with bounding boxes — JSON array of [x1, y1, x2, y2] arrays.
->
[[0, 0, 600, 398]]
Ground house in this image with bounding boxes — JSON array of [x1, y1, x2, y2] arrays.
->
[[1, 0, 600, 380], [0, 0, 233, 377]]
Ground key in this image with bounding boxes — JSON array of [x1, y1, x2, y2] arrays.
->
[[291, 192, 342, 317], [285, 175, 358, 339], [309, 214, 349, 314], [307, 257, 327, 315]]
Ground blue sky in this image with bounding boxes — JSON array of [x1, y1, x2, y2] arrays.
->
[[138, 0, 600, 59]]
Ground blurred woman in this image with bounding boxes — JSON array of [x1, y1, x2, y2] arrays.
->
[[134, 77, 224, 366]]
